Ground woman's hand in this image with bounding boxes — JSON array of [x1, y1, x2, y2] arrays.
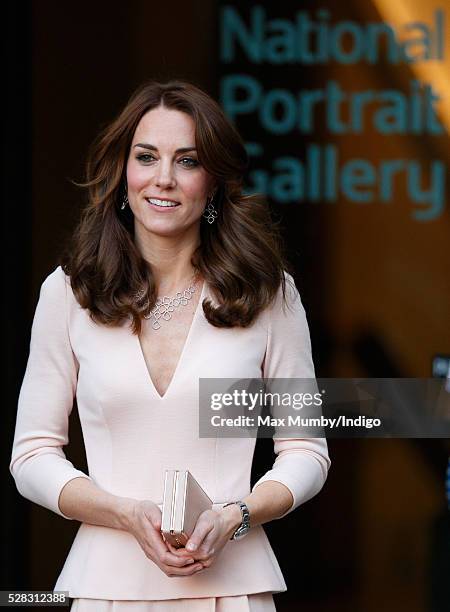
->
[[126, 500, 204, 577], [175, 505, 242, 570]]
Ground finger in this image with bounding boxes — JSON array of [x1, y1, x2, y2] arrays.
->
[[146, 510, 161, 530], [165, 542, 196, 565], [166, 541, 178, 553], [198, 529, 218, 556], [162, 561, 204, 577], [166, 544, 210, 563], [185, 520, 215, 552], [160, 549, 198, 568], [187, 523, 219, 560], [166, 541, 194, 557], [185, 544, 215, 561], [143, 505, 162, 530], [149, 531, 195, 567]]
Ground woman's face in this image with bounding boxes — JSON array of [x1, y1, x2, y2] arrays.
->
[[126, 105, 216, 241]]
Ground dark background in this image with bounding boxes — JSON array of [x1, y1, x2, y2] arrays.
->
[[2, 1, 449, 611]]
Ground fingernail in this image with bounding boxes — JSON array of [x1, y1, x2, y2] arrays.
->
[[186, 543, 196, 551], [186, 559, 195, 564]]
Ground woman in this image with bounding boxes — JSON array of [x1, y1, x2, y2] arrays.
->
[[10, 80, 330, 611]]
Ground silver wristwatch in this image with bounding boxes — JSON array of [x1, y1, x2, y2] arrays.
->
[[223, 500, 251, 540]]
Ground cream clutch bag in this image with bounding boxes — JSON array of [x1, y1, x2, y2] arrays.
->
[[161, 470, 213, 548]]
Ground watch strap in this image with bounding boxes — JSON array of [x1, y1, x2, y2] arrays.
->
[[223, 500, 250, 540]]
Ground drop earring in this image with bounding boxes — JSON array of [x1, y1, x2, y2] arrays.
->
[[121, 191, 129, 210], [203, 193, 218, 224]]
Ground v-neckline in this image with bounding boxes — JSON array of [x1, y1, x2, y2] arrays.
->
[[135, 279, 206, 400]]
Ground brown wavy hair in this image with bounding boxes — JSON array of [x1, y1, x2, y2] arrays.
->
[[61, 79, 290, 334]]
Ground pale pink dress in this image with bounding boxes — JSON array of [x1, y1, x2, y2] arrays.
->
[[70, 592, 276, 611], [10, 267, 330, 611]]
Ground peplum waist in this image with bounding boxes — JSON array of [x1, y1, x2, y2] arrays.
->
[[54, 504, 287, 600]]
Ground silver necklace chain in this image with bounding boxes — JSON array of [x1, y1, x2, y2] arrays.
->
[[135, 275, 199, 331]]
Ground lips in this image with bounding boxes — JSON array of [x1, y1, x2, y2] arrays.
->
[[145, 197, 181, 208], [145, 197, 180, 206]]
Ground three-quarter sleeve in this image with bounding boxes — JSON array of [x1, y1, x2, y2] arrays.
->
[[251, 273, 330, 518], [9, 267, 91, 519]]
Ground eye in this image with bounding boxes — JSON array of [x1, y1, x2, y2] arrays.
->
[[136, 153, 155, 163], [179, 157, 199, 168]]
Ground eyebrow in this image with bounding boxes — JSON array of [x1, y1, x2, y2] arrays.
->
[[133, 143, 197, 154]]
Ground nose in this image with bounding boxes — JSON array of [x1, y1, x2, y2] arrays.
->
[[154, 159, 176, 189]]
